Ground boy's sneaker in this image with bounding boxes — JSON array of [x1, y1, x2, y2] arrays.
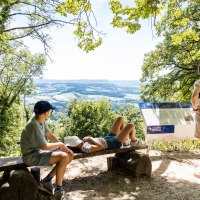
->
[[130, 138, 147, 148], [40, 180, 54, 194], [123, 139, 130, 146], [54, 188, 71, 200]]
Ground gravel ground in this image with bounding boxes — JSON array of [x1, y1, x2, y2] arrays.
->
[[40, 150, 200, 200]]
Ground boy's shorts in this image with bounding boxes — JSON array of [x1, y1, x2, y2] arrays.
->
[[104, 132, 122, 149], [22, 148, 60, 166]]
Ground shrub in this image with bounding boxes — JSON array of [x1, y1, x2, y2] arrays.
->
[[63, 99, 116, 139]]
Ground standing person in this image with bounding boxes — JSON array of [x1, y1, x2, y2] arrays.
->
[[191, 80, 200, 178], [21, 100, 74, 199], [65, 116, 147, 153]]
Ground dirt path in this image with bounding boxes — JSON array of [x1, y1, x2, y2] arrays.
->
[[41, 150, 200, 200]]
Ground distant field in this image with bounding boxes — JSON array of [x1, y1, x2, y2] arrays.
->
[[26, 79, 141, 114]]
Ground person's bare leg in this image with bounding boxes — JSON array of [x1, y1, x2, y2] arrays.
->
[[45, 151, 73, 179], [129, 125, 137, 142], [44, 163, 57, 179], [120, 119, 125, 131], [110, 116, 125, 136], [128, 125, 147, 148], [50, 151, 73, 186], [117, 124, 135, 144]]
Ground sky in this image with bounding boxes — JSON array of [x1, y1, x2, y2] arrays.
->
[[28, 1, 162, 81]]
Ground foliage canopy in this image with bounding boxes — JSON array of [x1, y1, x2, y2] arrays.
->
[[139, 0, 200, 101]]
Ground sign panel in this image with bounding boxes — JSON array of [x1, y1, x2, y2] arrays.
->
[[139, 102, 196, 142], [147, 125, 174, 134]]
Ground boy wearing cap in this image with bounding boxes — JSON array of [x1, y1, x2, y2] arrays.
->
[[21, 101, 74, 199]]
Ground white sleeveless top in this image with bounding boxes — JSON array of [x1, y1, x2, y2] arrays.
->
[[81, 137, 108, 153]]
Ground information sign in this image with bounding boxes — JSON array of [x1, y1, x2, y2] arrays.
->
[[139, 103, 196, 142]]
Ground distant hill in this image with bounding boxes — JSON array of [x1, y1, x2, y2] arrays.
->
[[26, 79, 141, 114]]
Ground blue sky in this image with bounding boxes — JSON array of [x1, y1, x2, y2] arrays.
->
[[29, 1, 162, 81]]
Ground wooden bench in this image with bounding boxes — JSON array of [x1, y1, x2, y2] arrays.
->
[[0, 145, 151, 178], [0, 146, 151, 199]]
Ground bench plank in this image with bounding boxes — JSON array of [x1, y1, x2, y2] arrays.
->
[[0, 157, 27, 172], [0, 145, 148, 172], [74, 145, 148, 159]]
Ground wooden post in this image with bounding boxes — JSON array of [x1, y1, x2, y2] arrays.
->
[[115, 151, 152, 178], [31, 167, 40, 184], [107, 156, 118, 170], [0, 171, 10, 188]]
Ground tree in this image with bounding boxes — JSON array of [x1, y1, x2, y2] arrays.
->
[[63, 99, 116, 139], [2, 1, 198, 55], [139, 0, 200, 102], [109, 0, 163, 34], [107, 0, 199, 101], [0, 0, 71, 55], [0, 41, 46, 133], [0, 101, 27, 157], [0, 0, 103, 54], [0, 0, 173, 54]]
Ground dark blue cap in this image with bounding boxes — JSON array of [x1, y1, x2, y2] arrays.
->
[[34, 101, 56, 115]]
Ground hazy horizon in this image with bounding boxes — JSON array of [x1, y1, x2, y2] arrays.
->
[[35, 78, 141, 81]]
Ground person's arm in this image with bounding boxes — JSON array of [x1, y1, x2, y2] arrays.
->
[[192, 85, 200, 111], [41, 142, 74, 156], [87, 144, 105, 153], [41, 141, 62, 150], [43, 131, 74, 156], [82, 137, 105, 153], [45, 131, 59, 143], [83, 137, 104, 147]]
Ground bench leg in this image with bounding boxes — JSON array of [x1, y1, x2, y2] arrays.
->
[[0, 169, 38, 200], [31, 167, 40, 184], [0, 171, 10, 188], [107, 156, 118, 170], [115, 151, 152, 178]]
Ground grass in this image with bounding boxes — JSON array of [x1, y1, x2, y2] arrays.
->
[[149, 140, 200, 151]]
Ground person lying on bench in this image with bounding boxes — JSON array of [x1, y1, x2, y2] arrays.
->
[[65, 116, 146, 153], [21, 101, 74, 199]]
